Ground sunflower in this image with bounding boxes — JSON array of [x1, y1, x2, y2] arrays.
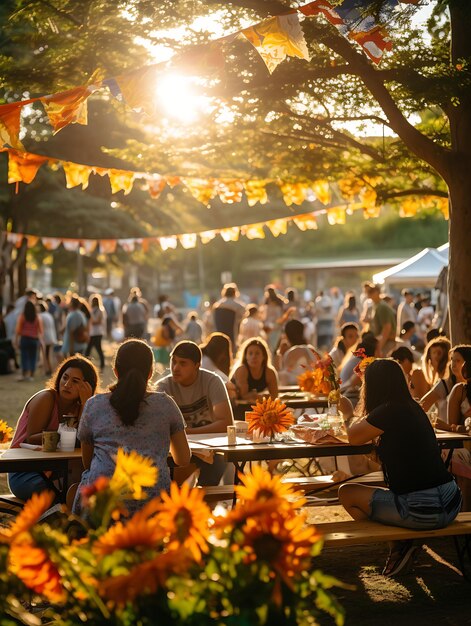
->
[[97, 549, 187, 606], [110, 449, 158, 500], [157, 482, 210, 561], [235, 464, 302, 505], [0, 419, 13, 444], [0, 491, 55, 544], [241, 510, 321, 583], [9, 541, 65, 603], [245, 397, 295, 438], [94, 499, 164, 555]]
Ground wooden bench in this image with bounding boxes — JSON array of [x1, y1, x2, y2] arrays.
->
[[316, 512, 471, 578], [0, 494, 24, 516]]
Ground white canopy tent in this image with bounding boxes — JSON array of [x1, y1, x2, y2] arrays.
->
[[372, 245, 448, 288]]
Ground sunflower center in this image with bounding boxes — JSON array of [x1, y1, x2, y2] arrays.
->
[[252, 534, 283, 563], [175, 508, 192, 543], [257, 488, 276, 501]]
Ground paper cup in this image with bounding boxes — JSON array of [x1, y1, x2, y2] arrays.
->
[[58, 428, 77, 451]]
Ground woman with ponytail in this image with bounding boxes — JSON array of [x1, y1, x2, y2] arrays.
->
[[72, 339, 190, 515]]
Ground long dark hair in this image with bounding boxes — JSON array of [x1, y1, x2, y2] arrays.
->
[[423, 336, 451, 384], [109, 339, 153, 426], [47, 355, 99, 395], [453, 344, 471, 407], [23, 300, 37, 323], [200, 332, 232, 375], [360, 358, 413, 414], [240, 338, 270, 372]]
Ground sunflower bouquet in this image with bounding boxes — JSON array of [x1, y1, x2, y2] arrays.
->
[[0, 449, 347, 626]]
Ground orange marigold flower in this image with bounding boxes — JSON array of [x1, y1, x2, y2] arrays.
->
[[0, 491, 55, 544], [9, 542, 65, 603], [0, 419, 13, 443], [94, 499, 164, 555], [241, 510, 320, 584], [245, 397, 295, 438], [98, 549, 188, 606], [157, 482, 210, 561]]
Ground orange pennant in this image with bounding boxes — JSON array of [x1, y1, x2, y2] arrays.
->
[[40, 86, 94, 133], [0, 103, 24, 149], [7, 150, 49, 184]]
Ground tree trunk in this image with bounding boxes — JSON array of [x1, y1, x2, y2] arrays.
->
[[447, 170, 471, 344]]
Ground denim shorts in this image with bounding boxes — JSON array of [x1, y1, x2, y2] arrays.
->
[[370, 480, 462, 530]]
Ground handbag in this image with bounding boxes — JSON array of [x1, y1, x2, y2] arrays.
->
[[73, 323, 89, 344]]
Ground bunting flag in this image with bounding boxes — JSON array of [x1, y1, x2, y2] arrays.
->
[[40, 85, 94, 133], [0, 0, 422, 150], [242, 14, 310, 73], [4, 191, 447, 256], [0, 103, 24, 150], [0, 146, 446, 222]]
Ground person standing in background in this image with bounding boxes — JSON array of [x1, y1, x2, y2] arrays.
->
[[396, 289, 418, 337], [85, 294, 107, 371], [15, 300, 43, 381]]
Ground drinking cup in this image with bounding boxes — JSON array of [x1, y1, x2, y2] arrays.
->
[[42, 431, 60, 452], [58, 428, 77, 451]]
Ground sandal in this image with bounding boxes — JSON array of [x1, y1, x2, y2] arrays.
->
[[382, 540, 419, 577]]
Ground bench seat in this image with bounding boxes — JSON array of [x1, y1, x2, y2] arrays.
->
[[317, 512, 471, 547]]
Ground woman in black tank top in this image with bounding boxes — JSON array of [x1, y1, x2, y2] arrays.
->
[[230, 338, 278, 401]]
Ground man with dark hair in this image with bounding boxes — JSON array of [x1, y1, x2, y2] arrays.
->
[[156, 340, 234, 485], [213, 282, 245, 351]]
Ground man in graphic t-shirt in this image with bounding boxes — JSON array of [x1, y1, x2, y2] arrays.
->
[[156, 341, 234, 485]]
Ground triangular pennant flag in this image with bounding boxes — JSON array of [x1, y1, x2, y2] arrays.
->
[[62, 239, 80, 252], [244, 180, 268, 206], [119, 239, 136, 252], [216, 180, 244, 204], [311, 180, 331, 205], [242, 223, 266, 239], [7, 150, 49, 184], [114, 64, 163, 116], [183, 178, 217, 206], [81, 240, 98, 254], [220, 227, 240, 242], [293, 214, 318, 231], [179, 233, 197, 249], [40, 86, 95, 133], [159, 236, 178, 251], [99, 239, 118, 254], [108, 169, 135, 195], [327, 206, 347, 225], [62, 161, 92, 189], [42, 237, 62, 250], [279, 182, 309, 206], [242, 14, 310, 73], [199, 230, 217, 244], [266, 219, 288, 237], [0, 103, 24, 149]]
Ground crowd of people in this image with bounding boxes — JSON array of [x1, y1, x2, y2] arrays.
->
[[4, 278, 471, 578]]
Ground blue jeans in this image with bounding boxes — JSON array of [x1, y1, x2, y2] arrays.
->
[[370, 480, 462, 530], [20, 335, 39, 374], [8, 471, 58, 502]]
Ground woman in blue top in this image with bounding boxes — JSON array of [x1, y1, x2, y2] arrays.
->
[[339, 358, 461, 577], [72, 339, 191, 516]]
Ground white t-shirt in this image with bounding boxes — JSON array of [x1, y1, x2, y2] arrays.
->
[[156, 368, 233, 430]]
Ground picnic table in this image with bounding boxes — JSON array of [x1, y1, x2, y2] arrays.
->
[[187, 430, 471, 485]]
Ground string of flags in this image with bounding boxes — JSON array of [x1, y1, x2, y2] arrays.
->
[[0, 0, 420, 151], [3, 192, 448, 255]]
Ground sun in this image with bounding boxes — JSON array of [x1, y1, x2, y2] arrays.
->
[[156, 73, 210, 124]]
